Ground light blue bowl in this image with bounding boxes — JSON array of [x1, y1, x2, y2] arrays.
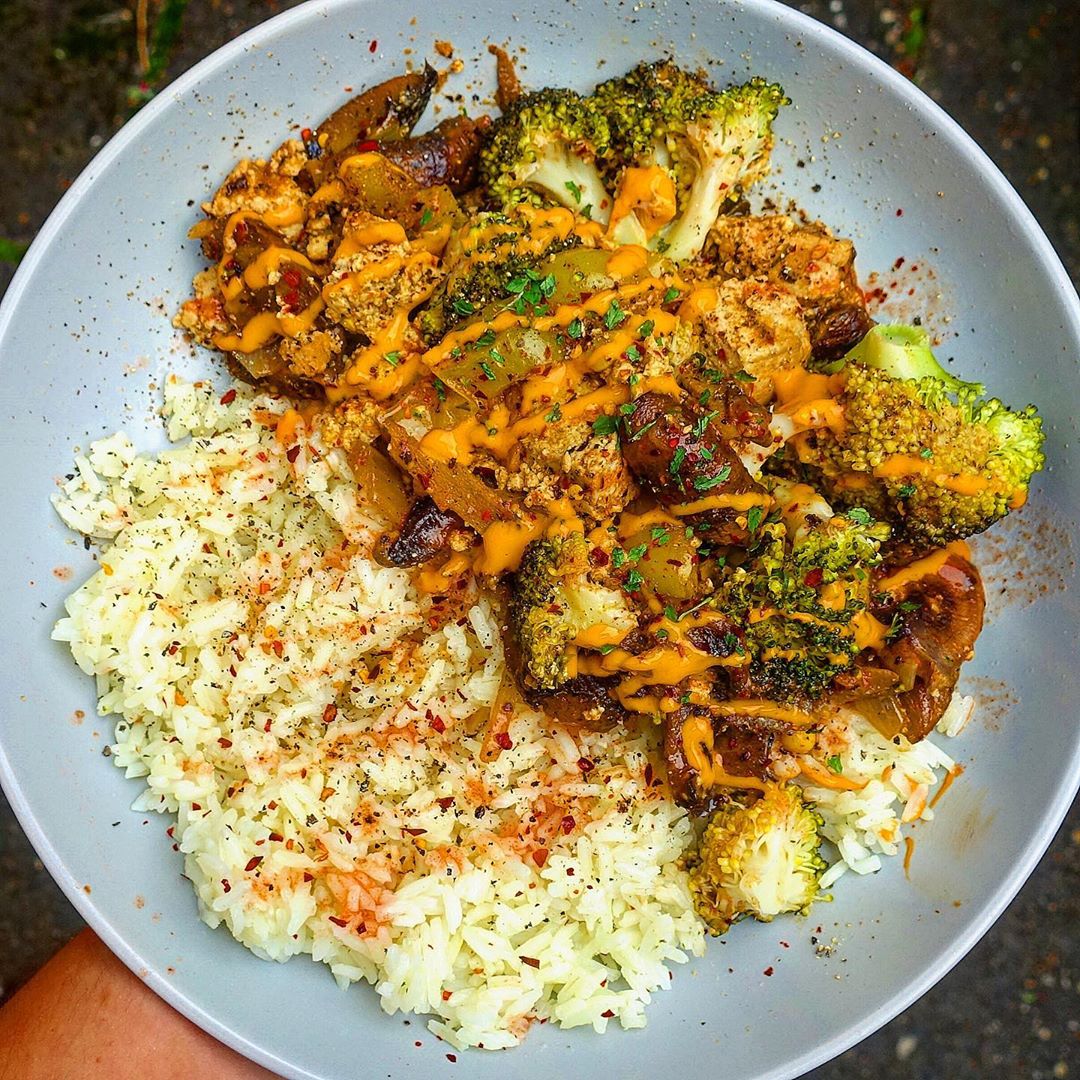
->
[[1, 1, 1077, 1077]]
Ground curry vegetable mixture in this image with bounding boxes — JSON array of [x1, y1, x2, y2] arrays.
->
[[176, 57, 1045, 931]]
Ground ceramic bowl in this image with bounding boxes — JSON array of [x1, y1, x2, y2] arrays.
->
[[1, 1, 1078, 1077]]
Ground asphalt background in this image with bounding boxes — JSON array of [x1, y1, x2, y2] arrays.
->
[[0, 1, 1077, 1076]]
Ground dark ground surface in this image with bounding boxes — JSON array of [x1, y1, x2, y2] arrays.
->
[[1, 1, 1077, 1076]]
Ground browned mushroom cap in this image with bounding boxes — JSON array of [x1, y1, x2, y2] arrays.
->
[[315, 65, 438, 157], [525, 674, 626, 731], [376, 495, 465, 568], [380, 115, 489, 194], [663, 710, 777, 810], [866, 553, 986, 742], [809, 303, 874, 364], [620, 392, 766, 546]]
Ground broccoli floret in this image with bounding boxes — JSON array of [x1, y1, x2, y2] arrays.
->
[[592, 62, 788, 262], [785, 324, 1046, 544], [687, 784, 826, 934], [417, 213, 581, 343], [714, 513, 889, 700], [509, 533, 638, 691], [478, 88, 614, 221]]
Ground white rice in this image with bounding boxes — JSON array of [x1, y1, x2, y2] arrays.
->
[[800, 708, 963, 889], [52, 377, 704, 1049]]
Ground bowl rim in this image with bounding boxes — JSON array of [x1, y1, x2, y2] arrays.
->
[[2, 1, 1078, 1077]]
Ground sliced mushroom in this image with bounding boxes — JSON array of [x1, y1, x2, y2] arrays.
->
[[866, 552, 986, 742], [376, 495, 465, 567]]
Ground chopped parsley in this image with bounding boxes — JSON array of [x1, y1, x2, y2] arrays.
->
[[625, 344, 641, 362], [451, 297, 475, 317], [383, 351, 401, 367], [604, 300, 628, 330], [669, 445, 687, 477], [489, 346, 506, 366], [479, 361, 497, 381], [826, 755, 844, 774], [418, 208, 434, 228], [747, 505, 765, 533], [433, 378, 447, 402], [545, 402, 562, 423], [662, 286, 681, 303], [626, 543, 648, 563], [611, 547, 626, 569], [475, 329, 497, 347], [663, 604, 679, 622], [565, 180, 583, 203], [592, 414, 619, 436], [651, 526, 670, 545], [847, 507, 873, 525], [898, 483, 917, 498], [637, 319, 655, 338], [567, 317, 584, 339], [691, 411, 719, 438], [623, 568, 644, 593], [919, 447, 934, 459], [692, 465, 732, 491]]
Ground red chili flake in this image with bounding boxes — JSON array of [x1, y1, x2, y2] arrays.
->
[[560, 815, 575, 834], [601, 1009, 615, 1018], [218, 738, 233, 748], [896, 208, 904, 216], [566, 867, 575, 876], [402, 827, 427, 836], [780, 941, 790, 949], [191, 803, 201, 811], [480, 508, 493, 523], [219, 389, 237, 405], [441, 989, 453, 1001], [166, 826, 175, 838], [268, 832, 284, 843], [255, 451, 269, 463], [368, 39, 378, 53], [803, 567, 824, 588], [282, 267, 303, 289], [532, 848, 549, 868], [520, 956, 540, 968], [221, 879, 231, 893], [357, 139, 380, 152], [430, 716, 446, 733], [282, 288, 300, 312], [494, 731, 513, 751], [271, 639, 285, 657], [644, 762, 654, 786], [667, 436, 680, 448], [589, 546, 610, 567], [233, 221, 249, 243], [303, 872, 314, 882], [285, 444, 302, 464], [322, 703, 338, 724], [244, 856, 263, 872], [446, 1054, 457, 1063], [437, 796, 455, 810], [577, 757, 594, 774], [763, 966, 774, 977], [328, 915, 349, 927], [893, 257, 905, 270], [415, 1041, 422, 1047], [300, 127, 312, 141]]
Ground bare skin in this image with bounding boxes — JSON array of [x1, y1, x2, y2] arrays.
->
[[0, 930, 277, 1080]]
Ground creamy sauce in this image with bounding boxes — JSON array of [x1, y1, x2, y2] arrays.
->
[[681, 714, 769, 792], [608, 167, 677, 239], [878, 540, 970, 593]]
